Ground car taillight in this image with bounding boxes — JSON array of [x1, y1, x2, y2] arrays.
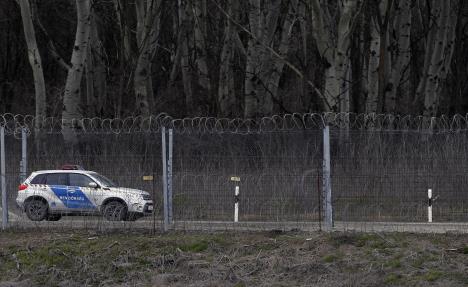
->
[[19, 184, 28, 191]]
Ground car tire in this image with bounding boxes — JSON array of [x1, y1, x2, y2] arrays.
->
[[25, 198, 48, 221], [103, 201, 127, 221], [46, 214, 62, 221]]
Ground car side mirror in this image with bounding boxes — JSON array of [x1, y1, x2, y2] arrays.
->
[[88, 182, 98, 188]]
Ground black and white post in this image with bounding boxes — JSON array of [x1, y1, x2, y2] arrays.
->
[[231, 176, 240, 222], [428, 189, 433, 223], [1, 126, 7, 230], [323, 126, 333, 231]]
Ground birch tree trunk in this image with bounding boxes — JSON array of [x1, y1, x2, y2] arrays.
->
[[335, 0, 358, 113], [365, 0, 391, 113], [16, 0, 46, 129], [244, 0, 266, 118], [62, 0, 92, 144], [311, 0, 359, 112]]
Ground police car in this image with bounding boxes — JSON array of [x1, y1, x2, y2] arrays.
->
[[16, 165, 153, 221]]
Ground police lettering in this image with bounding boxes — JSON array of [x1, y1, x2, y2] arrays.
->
[[59, 196, 85, 201]]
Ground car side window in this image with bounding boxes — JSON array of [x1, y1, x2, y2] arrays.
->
[[30, 174, 46, 184], [45, 173, 68, 186], [69, 174, 95, 188]]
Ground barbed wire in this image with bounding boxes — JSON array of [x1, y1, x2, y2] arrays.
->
[[0, 112, 468, 135]]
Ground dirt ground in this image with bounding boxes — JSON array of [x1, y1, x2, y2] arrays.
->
[[0, 230, 467, 287]]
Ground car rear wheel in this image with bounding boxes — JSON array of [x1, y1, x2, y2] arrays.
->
[[103, 201, 127, 221], [25, 199, 48, 221]]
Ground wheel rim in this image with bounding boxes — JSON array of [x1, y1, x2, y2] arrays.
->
[[27, 201, 46, 220]]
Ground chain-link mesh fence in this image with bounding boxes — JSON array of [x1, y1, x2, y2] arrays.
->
[[1, 113, 468, 233], [332, 130, 468, 224]]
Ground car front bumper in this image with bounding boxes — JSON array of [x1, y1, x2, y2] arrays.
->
[[130, 201, 153, 213]]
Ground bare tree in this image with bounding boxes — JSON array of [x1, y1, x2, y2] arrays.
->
[[85, 12, 106, 117], [415, 0, 458, 117], [192, 0, 212, 103], [217, 0, 237, 117], [244, 0, 298, 118], [385, 0, 411, 113], [365, 0, 390, 113], [112, 0, 133, 115], [16, 0, 46, 128], [134, 0, 162, 116], [178, 0, 194, 110], [5, 0, 468, 119], [62, 0, 92, 144], [311, 0, 361, 112], [244, 0, 279, 118]]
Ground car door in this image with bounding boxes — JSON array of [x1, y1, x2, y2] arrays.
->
[[45, 173, 69, 211], [67, 173, 98, 213]]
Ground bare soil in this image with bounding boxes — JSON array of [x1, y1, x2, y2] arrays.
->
[[0, 230, 467, 286]]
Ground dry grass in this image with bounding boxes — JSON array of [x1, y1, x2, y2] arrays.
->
[[0, 230, 468, 286]]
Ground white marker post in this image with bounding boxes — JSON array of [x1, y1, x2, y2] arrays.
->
[[231, 176, 240, 222], [428, 189, 433, 223]]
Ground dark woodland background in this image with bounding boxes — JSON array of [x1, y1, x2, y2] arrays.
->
[[1, 0, 468, 120]]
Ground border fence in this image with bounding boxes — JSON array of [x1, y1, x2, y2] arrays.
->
[[2, 112, 468, 233]]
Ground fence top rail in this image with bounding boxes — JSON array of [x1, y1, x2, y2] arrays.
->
[[1, 113, 468, 135]]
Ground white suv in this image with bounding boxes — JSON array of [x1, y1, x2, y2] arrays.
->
[[16, 167, 154, 221]]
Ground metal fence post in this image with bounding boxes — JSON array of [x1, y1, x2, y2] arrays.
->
[[167, 129, 173, 224], [323, 126, 333, 231], [1, 127, 7, 230], [161, 127, 168, 232], [20, 128, 27, 183]]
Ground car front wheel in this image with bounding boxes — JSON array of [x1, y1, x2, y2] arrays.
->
[[25, 199, 48, 221], [103, 201, 127, 221]]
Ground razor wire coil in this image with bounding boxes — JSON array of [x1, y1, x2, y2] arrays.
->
[[1, 112, 468, 135]]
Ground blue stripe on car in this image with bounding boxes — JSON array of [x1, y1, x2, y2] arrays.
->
[[50, 186, 95, 209]]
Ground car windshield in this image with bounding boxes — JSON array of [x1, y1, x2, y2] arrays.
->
[[90, 173, 117, 187]]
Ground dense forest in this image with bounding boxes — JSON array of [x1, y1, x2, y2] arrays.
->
[[1, 0, 468, 121]]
